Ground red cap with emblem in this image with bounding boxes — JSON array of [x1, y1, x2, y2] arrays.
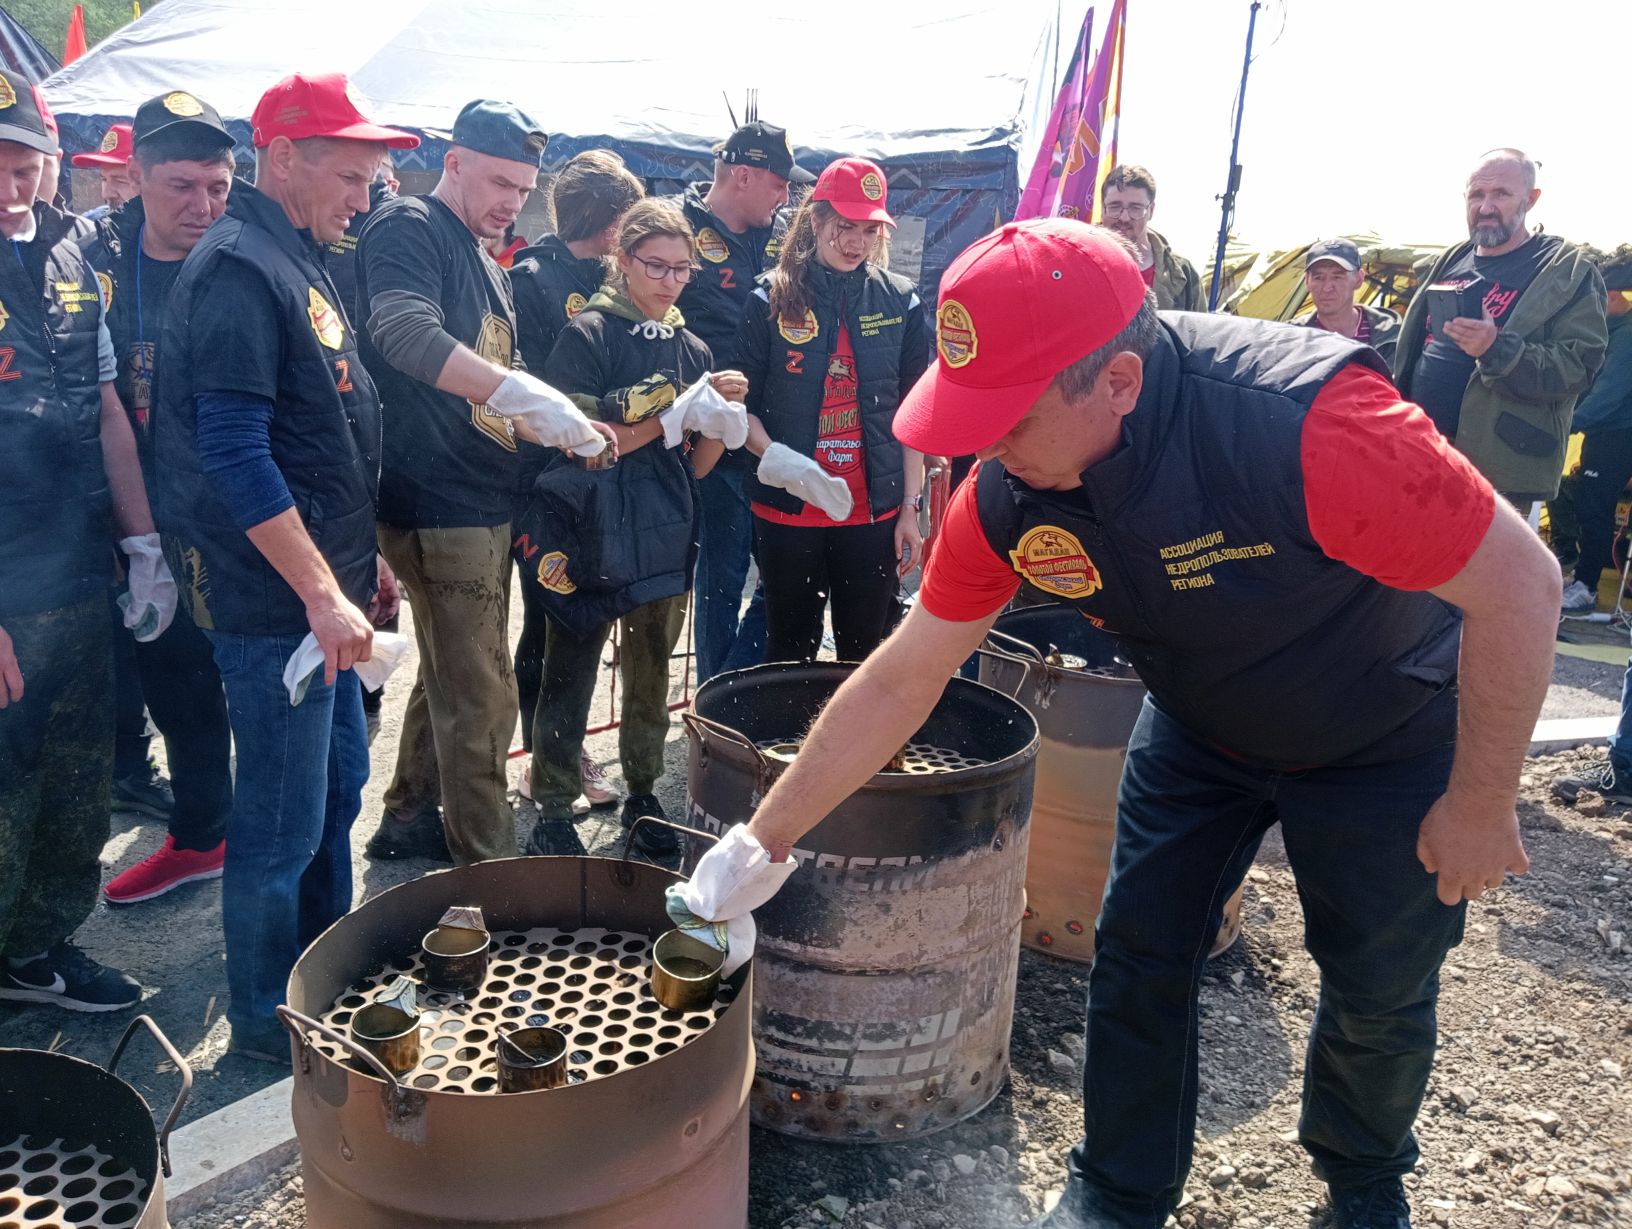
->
[[70, 122, 133, 168], [251, 72, 420, 150], [812, 157, 895, 226], [894, 217, 1149, 456]]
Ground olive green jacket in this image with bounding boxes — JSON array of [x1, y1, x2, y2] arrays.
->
[[1394, 236, 1607, 498], [1147, 229, 1205, 312]]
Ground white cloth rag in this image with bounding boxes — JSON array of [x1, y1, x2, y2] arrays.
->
[[664, 824, 797, 977], [282, 630, 411, 705]]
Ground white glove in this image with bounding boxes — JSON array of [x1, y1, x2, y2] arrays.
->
[[282, 630, 410, 705], [487, 371, 606, 457], [658, 375, 749, 450], [664, 824, 797, 977], [117, 534, 177, 643], [756, 442, 854, 522]]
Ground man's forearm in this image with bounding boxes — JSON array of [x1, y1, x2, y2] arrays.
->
[[100, 385, 156, 539], [434, 343, 509, 405], [244, 508, 349, 609], [744, 605, 996, 853]]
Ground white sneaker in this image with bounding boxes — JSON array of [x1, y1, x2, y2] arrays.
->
[[579, 752, 619, 808], [1561, 579, 1597, 615]]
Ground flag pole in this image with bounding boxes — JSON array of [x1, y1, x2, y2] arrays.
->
[[1206, 1, 1260, 311]]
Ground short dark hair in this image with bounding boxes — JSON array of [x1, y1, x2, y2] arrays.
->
[[131, 127, 235, 171], [552, 149, 644, 243], [1054, 294, 1161, 402], [1101, 164, 1157, 203]]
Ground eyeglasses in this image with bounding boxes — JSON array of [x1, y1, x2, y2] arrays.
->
[[632, 256, 699, 284], [1102, 203, 1150, 219]]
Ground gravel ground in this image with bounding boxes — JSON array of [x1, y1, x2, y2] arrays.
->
[[6, 606, 1630, 1229]]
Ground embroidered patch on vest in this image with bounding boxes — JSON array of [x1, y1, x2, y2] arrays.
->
[[937, 299, 977, 368], [307, 287, 344, 350], [695, 228, 729, 264], [96, 271, 113, 310], [537, 551, 576, 594], [777, 308, 819, 344], [1009, 525, 1102, 598], [565, 291, 587, 319]]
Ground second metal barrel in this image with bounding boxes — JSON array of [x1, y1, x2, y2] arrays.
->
[[979, 606, 1244, 964], [686, 663, 1038, 1143]]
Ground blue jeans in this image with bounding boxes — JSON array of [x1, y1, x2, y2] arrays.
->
[[1609, 658, 1632, 780], [1067, 698, 1465, 1227], [207, 630, 368, 1031], [694, 465, 766, 681]]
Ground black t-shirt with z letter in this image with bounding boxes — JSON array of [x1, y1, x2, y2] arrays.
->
[[1410, 232, 1559, 438], [357, 194, 522, 529]]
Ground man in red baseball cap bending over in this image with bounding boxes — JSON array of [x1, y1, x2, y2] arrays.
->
[[702, 218, 1559, 1228]]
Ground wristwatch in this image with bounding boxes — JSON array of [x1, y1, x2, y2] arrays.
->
[[904, 493, 923, 513]]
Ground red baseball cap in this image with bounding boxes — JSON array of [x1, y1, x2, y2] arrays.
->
[[70, 122, 133, 168], [251, 73, 419, 150], [813, 157, 894, 226], [894, 218, 1149, 456]]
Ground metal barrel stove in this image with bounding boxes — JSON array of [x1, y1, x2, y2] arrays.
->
[[282, 853, 753, 1228], [0, 1015, 192, 1229], [978, 606, 1244, 964], [685, 663, 1038, 1142]]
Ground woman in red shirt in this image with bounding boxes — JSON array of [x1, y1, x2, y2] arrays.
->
[[733, 158, 932, 662]]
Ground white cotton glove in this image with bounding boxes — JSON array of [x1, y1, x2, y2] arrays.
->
[[657, 375, 750, 450], [117, 534, 177, 643], [663, 824, 798, 977], [756, 442, 854, 522], [487, 371, 606, 457], [282, 630, 410, 705]]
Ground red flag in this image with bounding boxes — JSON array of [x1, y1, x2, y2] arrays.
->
[[63, 5, 87, 63], [1015, 0, 1127, 222]]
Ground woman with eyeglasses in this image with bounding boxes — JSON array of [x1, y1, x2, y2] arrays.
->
[[734, 157, 932, 663], [522, 199, 749, 860]]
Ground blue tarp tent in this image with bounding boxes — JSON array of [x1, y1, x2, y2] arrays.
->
[[0, 3, 57, 80], [42, 0, 1065, 291]]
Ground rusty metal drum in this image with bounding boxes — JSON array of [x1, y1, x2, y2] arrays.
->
[[283, 855, 753, 1228], [979, 606, 1244, 964], [685, 663, 1038, 1142]]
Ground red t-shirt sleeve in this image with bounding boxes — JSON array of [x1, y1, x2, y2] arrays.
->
[[918, 470, 1021, 621], [1300, 363, 1496, 590]]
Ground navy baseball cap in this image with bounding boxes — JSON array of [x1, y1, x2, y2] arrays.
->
[[1305, 237, 1361, 272], [133, 91, 233, 153], [0, 69, 58, 157], [446, 99, 548, 167], [715, 121, 814, 184]]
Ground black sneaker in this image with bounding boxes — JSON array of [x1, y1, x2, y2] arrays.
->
[[363, 808, 453, 862], [524, 809, 586, 857], [0, 942, 142, 1012], [112, 759, 174, 819], [228, 1019, 292, 1066], [621, 795, 681, 860], [1329, 1177, 1413, 1229], [1552, 762, 1632, 806]]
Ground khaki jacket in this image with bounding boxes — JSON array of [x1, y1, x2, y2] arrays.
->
[[1147, 229, 1205, 312]]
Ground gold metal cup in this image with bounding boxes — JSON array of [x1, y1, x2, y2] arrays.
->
[[496, 1025, 570, 1092], [349, 977, 422, 1075], [650, 930, 724, 1012]]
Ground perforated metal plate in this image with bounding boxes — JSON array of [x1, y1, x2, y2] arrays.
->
[[758, 740, 988, 774], [0, 1135, 147, 1229], [313, 928, 735, 1093]]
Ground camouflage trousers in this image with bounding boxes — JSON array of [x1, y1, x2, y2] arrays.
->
[[0, 596, 113, 957]]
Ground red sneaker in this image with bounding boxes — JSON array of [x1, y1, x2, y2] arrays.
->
[[104, 837, 226, 905]]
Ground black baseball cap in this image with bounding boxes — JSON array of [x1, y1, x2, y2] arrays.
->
[[445, 99, 548, 167], [133, 90, 233, 152], [0, 69, 59, 157], [1305, 237, 1361, 272], [714, 121, 814, 184]]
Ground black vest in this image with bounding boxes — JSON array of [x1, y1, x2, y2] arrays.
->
[[154, 183, 381, 636], [739, 261, 930, 519], [0, 203, 111, 620], [974, 314, 1461, 769], [509, 235, 605, 375]]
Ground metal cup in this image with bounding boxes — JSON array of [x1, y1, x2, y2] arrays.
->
[[420, 924, 491, 995], [496, 1025, 570, 1092], [350, 977, 421, 1075], [650, 929, 724, 1012]]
